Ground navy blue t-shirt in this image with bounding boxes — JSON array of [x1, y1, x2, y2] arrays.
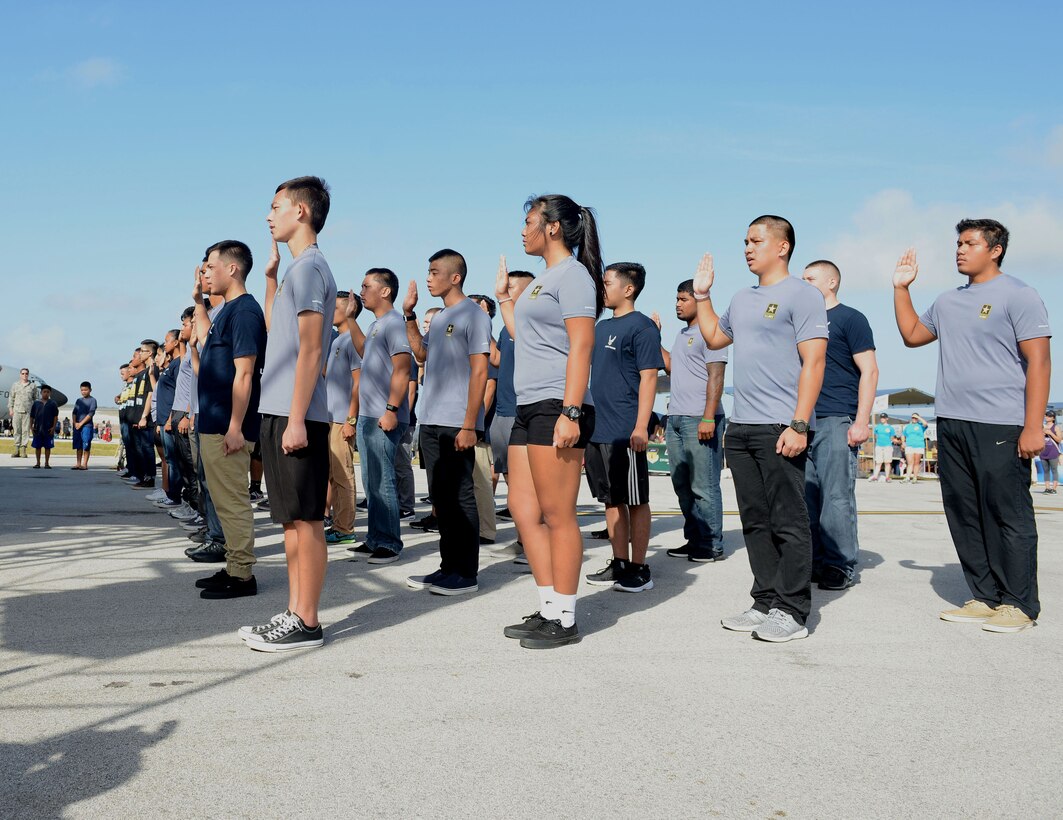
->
[[590, 311, 664, 443], [816, 303, 876, 417], [154, 358, 180, 424], [494, 327, 516, 417], [198, 293, 267, 441]]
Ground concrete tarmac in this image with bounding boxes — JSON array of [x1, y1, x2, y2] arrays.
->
[[1, 456, 1061, 818]]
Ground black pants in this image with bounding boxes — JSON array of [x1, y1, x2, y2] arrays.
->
[[135, 426, 156, 481], [419, 425, 479, 579], [725, 423, 813, 624], [171, 413, 199, 509], [937, 418, 1039, 619]]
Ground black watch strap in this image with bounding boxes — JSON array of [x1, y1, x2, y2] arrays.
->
[[385, 403, 399, 412]]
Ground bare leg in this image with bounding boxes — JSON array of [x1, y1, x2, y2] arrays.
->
[[283, 524, 300, 614], [508, 445, 550, 585], [606, 505, 628, 560], [292, 520, 327, 628], [629, 503, 651, 564], [527, 445, 584, 595]]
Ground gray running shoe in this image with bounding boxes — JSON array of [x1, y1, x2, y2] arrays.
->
[[752, 608, 809, 642], [720, 607, 770, 632]]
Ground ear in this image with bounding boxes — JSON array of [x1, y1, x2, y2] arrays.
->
[[989, 244, 1003, 262]]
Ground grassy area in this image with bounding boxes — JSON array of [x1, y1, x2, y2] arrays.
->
[[0, 439, 119, 457]]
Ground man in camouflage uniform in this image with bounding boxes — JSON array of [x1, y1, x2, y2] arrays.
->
[[9, 368, 39, 458]]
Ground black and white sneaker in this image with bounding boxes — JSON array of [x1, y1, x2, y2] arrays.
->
[[399, 509, 415, 519], [406, 569, 447, 590], [256, 497, 271, 511], [615, 562, 654, 592], [187, 540, 227, 563], [346, 542, 374, 557], [248, 489, 265, 503], [367, 548, 400, 565], [357, 498, 368, 509], [179, 515, 206, 531], [503, 611, 546, 639], [195, 569, 231, 589], [666, 543, 692, 558], [496, 506, 512, 520], [519, 619, 581, 649], [589, 528, 610, 540], [186, 528, 209, 544], [238, 610, 291, 642], [200, 574, 257, 599], [688, 546, 724, 563], [410, 514, 438, 532], [246, 613, 324, 652], [429, 574, 478, 596], [585, 558, 628, 587], [323, 515, 334, 530]]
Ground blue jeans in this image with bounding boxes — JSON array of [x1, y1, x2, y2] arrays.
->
[[804, 415, 860, 578], [160, 427, 183, 503], [666, 414, 725, 552], [193, 427, 225, 543], [358, 417, 407, 553]]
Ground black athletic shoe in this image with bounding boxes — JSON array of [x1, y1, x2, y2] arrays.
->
[[666, 543, 692, 558], [367, 547, 400, 565], [503, 611, 546, 639], [188, 540, 227, 563], [256, 498, 271, 511], [615, 562, 654, 592], [195, 569, 231, 589], [118, 471, 133, 479], [410, 514, 438, 531], [346, 542, 374, 557], [133, 480, 156, 489], [323, 515, 334, 530], [186, 528, 210, 545], [519, 619, 581, 649], [688, 547, 724, 563], [480, 536, 495, 545], [356, 498, 368, 509], [406, 569, 447, 590], [496, 506, 512, 519], [200, 574, 257, 599], [818, 566, 855, 591], [399, 509, 415, 519], [429, 573, 478, 595], [585, 557, 628, 587], [419, 496, 432, 504], [246, 613, 323, 652], [589, 528, 609, 540], [248, 489, 265, 503]]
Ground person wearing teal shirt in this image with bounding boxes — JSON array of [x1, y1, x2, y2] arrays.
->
[[869, 413, 895, 481], [901, 413, 928, 483]]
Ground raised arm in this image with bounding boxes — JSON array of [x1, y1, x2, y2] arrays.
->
[[263, 238, 280, 332], [692, 254, 734, 350], [345, 292, 366, 357], [651, 312, 671, 373], [494, 255, 516, 340], [402, 282, 428, 364], [892, 249, 938, 348]]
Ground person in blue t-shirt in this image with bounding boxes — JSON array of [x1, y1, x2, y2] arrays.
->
[[583, 263, 664, 593], [901, 413, 928, 483], [72, 381, 98, 470], [870, 413, 895, 482], [30, 385, 60, 468]]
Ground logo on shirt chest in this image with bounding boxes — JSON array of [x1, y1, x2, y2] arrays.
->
[[979, 304, 992, 319], [687, 337, 694, 346], [605, 334, 617, 350], [529, 285, 543, 299], [446, 324, 455, 337], [764, 303, 779, 319]]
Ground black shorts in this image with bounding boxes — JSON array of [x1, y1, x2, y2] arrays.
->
[[584, 441, 650, 506], [250, 438, 262, 461], [510, 399, 594, 450], [260, 414, 329, 524]]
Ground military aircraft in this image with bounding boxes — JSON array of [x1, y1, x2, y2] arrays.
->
[[0, 364, 68, 416]]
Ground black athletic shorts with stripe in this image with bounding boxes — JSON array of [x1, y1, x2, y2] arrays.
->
[[584, 441, 650, 507]]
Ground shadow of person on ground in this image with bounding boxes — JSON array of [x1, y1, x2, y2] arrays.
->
[[898, 558, 971, 607]]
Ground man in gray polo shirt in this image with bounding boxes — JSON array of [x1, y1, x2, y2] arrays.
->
[[655, 278, 729, 563], [894, 218, 1051, 633], [401, 249, 492, 596], [324, 291, 362, 546], [695, 215, 828, 643]]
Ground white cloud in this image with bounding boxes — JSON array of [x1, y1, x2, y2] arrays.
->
[[69, 57, 124, 88], [817, 189, 1063, 291]]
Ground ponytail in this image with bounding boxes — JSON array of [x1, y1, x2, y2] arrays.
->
[[525, 194, 605, 317]]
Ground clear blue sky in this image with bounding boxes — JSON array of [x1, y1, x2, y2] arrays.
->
[[2, 1, 1060, 407]]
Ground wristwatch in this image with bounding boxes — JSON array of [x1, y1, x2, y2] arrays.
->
[[789, 418, 810, 434], [346, 416, 358, 426], [385, 403, 399, 413], [404, 313, 417, 322], [561, 405, 582, 421]]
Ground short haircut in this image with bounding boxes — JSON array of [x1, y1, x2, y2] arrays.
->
[[750, 214, 796, 261], [677, 279, 695, 296], [366, 268, 399, 303], [425, 307, 442, 317], [276, 176, 331, 233], [468, 294, 496, 318], [41, 384, 52, 392], [956, 218, 1009, 266], [204, 239, 253, 279], [606, 262, 647, 300], [508, 270, 535, 281], [119, 363, 129, 370], [141, 339, 159, 355], [81, 381, 92, 389], [181, 306, 195, 321], [429, 248, 468, 286], [806, 259, 842, 291], [167, 328, 180, 342]]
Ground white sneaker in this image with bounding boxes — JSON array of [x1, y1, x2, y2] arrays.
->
[[721, 608, 770, 632], [145, 489, 166, 502], [752, 608, 809, 642]]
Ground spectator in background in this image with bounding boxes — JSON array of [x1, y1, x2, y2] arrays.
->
[[30, 385, 59, 468], [72, 381, 97, 470], [902, 413, 928, 483], [869, 413, 894, 482], [1041, 410, 1060, 494], [9, 367, 38, 458]]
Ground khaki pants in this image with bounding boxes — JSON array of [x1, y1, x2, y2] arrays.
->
[[13, 412, 30, 450], [473, 440, 496, 540], [199, 434, 255, 579], [328, 423, 357, 534]]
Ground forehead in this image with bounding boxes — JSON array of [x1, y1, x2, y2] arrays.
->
[[271, 190, 291, 207], [958, 229, 988, 245]]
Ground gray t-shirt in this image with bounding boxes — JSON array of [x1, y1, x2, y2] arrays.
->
[[514, 256, 598, 405], [171, 345, 193, 416], [920, 273, 1051, 425], [259, 245, 337, 422], [668, 323, 729, 417], [325, 332, 361, 424], [419, 298, 493, 429], [719, 276, 829, 427], [359, 310, 413, 423]]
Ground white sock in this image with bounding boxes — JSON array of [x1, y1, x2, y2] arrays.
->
[[538, 585, 557, 619], [555, 593, 577, 628]]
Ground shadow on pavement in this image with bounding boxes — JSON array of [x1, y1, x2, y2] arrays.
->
[[898, 558, 970, 606]]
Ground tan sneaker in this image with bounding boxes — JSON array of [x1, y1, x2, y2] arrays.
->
[[981, 605, 1036, 633], [940, 599, 997, 622]]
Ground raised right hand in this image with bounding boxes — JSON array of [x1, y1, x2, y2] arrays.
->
[[893, 248, 919, 289], [693, 253, 714, 297], [494, 255, 509, 300], [265, 238, 280, 280], [403, 281, 419, 316]]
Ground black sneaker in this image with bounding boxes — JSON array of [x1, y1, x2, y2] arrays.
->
[[256, 498, 271, 511], [346, 542, 374, 557], [399, 509, 415, 519], [519, 619, 581, 649], [615, 562, 654, 593], [367, 547, 400, 565], [410, 514, 438, 531], [323, 515, 334, 530], [406, 569, 447, 590], [133, 480, 156, 489], [200, 575, 257, 599], [480, 536, 495, 545], [187, 540, 227, 563], [419, 496, 432, 504], [238, 610, 290, 642], [503, 611, 546, 639], [357, 498, 368, 509], [248, 489, 265, 503], [194, 569, 231, 589], [688, 546, 724, 563], [818, 566, 855, 591], [246, 613, 323, 652], [666, 543, 692, 558], [585, 557, 628, 587], [429, 573, 478, 596], [589, 528, 609, 540], [496, 506, 512, 519], [186, 528, 209, 544]]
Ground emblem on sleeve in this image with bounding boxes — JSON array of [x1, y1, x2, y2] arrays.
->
[[529, 285, 543, 299]]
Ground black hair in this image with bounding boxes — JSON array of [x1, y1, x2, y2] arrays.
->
[[41, 384, 52, 392], [606, 262, 647, 300], [508, 270, 535, 281], [366, 268, 399, 303], [204, 240, 254, 279], [525, 194, 604, 316], [956, 218, 1009, 266], [167, 328, 181, 342], [468, 294, 497, 318], [429, 248, 468, 286], [119, 363, 129, 370], [276, 176, 331, 233], [749, 215, 796, 261], [81, 381, 92, 389], [677, 279, 695, 296], [141, 339, 159, 355], [181, 306, 195, 321]]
